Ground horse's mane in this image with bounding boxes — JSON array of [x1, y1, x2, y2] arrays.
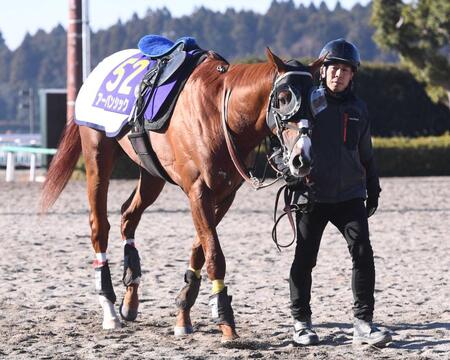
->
[[225, 62, 275, 92], [190, 52, 276, 94], [228, 62, 275, 85]]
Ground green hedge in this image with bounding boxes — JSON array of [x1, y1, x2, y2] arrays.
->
[[72, 134, 449, 179], [373, 134, 450, 176]]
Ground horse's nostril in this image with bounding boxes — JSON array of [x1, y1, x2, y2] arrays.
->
[[292, 155, 311, 169], [292, 155, 301, 168]]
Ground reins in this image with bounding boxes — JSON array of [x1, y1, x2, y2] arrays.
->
[[271, 181, 314, 251], [271, 184, 297, 251], [221, 88, 282, 190]]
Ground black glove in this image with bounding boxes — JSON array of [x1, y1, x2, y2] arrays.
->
[[285, 175, 303, 190], [366, 194, 379, 218]]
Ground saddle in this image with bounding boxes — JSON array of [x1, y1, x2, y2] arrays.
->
[[128, 35, 211, 184]]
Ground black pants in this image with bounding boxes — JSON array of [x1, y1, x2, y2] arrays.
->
[[289, 198, 375, 322]]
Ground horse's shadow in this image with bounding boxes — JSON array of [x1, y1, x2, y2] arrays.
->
[[219, 321, 450, 350]]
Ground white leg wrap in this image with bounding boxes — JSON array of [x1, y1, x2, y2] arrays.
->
[[122, 239, 135, 247], [99, 295, 121, 329], [96, 252, 107, 262]]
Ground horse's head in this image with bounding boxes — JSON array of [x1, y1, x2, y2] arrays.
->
[[266, 48, 323, 178]]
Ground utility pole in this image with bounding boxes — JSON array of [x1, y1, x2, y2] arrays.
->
[[82, 0, 91, 81], [67, 0, 83, 122]]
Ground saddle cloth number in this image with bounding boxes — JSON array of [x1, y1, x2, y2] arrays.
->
[[93, 55, 152, 115]]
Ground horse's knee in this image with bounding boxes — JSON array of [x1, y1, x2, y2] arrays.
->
[[120, 210, 141, 239], [89, 214, 110, 236]]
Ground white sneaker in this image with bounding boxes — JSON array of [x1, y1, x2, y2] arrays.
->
[[293, 319, 319, 346], [353, 318, 392, 347]]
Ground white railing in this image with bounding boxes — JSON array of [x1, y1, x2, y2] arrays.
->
[[0, 145, 57, 182]]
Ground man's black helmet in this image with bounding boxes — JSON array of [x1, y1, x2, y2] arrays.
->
[[319, 38, 360, 70]]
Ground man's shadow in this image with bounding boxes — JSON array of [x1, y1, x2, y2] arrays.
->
[[388, 322, 450, 350], [315, 321, 450, 350]]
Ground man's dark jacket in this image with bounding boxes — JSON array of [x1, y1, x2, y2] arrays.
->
[[308, 86, 381, 203]]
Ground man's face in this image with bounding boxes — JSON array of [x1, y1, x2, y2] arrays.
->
[[321, 63, 354, 93]]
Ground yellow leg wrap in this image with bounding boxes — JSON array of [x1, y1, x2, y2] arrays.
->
[[211, 279, 225, 294], [189, 267, 201, 279]]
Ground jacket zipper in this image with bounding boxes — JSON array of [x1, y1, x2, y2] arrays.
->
[[343, 112, 348, 143]]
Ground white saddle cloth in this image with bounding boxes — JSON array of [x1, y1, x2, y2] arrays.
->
[[75, 49, 152, 137]]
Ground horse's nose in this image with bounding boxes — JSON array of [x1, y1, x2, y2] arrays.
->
[[292, 154, 310, 170]]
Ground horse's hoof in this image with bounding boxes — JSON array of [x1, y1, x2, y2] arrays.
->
[[221, 333, 239, 343], [102, 317, 122, 330], [219, 324, 239, 342], [119, 300, 138, 321], [174, 326, 194, 336]]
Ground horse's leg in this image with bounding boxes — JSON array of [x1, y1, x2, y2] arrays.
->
[[186, 183, 238, 341], [175, 192, 237, 336], [174, 192, 237, 335], [174, 234, 204, 335], [119, 169, 165, 321], [80, 126, 121, 330]]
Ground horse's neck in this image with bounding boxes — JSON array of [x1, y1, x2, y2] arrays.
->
[[225, 63, 274, 151]]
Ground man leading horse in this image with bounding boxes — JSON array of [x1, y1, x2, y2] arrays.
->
[[277, 38, 392, 347]]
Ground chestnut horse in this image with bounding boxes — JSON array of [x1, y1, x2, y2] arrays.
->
[[40, 47, 321, 341]]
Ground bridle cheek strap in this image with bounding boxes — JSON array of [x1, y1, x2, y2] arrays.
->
[[221, 88, 281, 190]]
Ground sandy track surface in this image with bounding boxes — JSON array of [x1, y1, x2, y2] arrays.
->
[[0, 176, 449, 359]]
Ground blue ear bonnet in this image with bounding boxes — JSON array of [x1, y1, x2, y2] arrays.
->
[[138, 35, 199, 58]]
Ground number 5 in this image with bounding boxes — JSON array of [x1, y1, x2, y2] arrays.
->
[[106, 57, 138, 92]]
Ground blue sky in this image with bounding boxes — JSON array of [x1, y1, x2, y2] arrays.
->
[[0, 0, 370, 50]]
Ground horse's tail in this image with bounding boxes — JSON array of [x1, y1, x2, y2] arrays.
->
[[40, 120, 82, 213]]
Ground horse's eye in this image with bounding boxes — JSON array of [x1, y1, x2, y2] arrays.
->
[[278, 90, 292, 106]]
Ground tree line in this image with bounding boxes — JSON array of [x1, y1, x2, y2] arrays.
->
[[0, 0, 448, 136]]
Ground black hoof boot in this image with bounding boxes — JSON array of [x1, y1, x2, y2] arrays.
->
[[122, 244, 141, 286], [209, 287, 235, 328], [175, 270, 201, 310]]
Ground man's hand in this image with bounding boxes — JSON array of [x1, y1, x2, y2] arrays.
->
[[284, 175, 303, 190], [366, 195, 379, 218]]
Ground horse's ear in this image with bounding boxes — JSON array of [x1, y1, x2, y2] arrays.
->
[[266, 47, 285, 73], [308, 54, 327, 75]]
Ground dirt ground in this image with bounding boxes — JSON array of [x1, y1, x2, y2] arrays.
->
[[0, 176, 449, 359]]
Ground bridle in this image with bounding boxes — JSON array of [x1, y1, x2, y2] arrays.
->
[[222, 69, 315, 251], [221, 70, 313, 190]]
